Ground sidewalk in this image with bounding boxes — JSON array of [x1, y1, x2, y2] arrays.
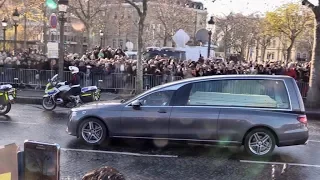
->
[[15, 89, 132, 105]]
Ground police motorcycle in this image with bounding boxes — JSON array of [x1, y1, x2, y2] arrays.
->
[[0, 84, 17, 115], [42, 73, 101, 111]]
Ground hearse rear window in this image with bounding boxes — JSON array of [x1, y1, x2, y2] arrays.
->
[[187, 79, 290, 109]]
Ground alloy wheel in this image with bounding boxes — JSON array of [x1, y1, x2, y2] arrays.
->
[[81, 121, 104, 144], [248, 132, 272, 156]]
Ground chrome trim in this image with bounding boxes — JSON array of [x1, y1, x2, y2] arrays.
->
[[111, 136, 241, 143], [172, 106, 291, 111], [125, 78, 293, 111]]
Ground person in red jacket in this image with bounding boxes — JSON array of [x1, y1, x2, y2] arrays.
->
[[285, 62, 297, 80]]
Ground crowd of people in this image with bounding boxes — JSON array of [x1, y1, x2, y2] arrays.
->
[[0, 46, 310, 85]]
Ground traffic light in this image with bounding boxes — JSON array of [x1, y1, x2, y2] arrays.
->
[[46, 0, 57, 9]]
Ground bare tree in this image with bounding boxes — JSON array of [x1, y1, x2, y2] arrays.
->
[[123, 0, 147, 94], [150, 0, 195, 46], [105, 4, 134, 48], [295, 22, 314, 60], [216, 13, 258, 60], [69, 0, 108, 49], [255, 18, 274, 62], [0, 0, 6, 9]]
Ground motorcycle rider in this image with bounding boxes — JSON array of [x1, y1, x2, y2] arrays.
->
[[63, 66, 81, 104]]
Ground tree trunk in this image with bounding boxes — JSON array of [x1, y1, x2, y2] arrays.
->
[[261, 46, 266, 63], [86, 26, 92, 50], [163, 35, 168, 47], [42, 5, 48, 54], [306, 17, 320, 107], [286, 42, 294, 65], [255, 41, 259, 62], [23, 9, 27, 49], [136, 16, 145, 94]]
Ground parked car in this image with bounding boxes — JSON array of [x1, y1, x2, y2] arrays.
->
[[66, 75, 308, 156]]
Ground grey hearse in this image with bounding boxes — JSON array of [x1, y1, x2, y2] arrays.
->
[[67, 75, 308, 156]]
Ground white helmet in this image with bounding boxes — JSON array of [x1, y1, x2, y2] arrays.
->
[[69, 66, 79, 74]]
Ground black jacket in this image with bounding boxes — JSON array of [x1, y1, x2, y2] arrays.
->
[[65, 73, 80, 86]]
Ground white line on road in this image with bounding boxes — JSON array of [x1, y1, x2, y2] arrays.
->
[[240, 160, 320, 168], [0, 121, 39, 125], [61, 148, 178, 158], [307, 140, 320, 143]]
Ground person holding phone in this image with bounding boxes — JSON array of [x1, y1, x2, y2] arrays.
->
[[24, 141, 60, 180]]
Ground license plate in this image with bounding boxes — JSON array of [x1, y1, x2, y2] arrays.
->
[[8, 95, 13, 100]]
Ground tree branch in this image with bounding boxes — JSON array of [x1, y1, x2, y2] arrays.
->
[[123, 0, 142, 16], [0, 0, 6, 9], [142, 0, 147, 16]]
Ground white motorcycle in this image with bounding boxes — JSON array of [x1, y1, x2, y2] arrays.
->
[[0, 84, 16, 115], [42, 74, 100, 111]]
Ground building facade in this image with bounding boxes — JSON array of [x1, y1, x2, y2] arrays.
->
[[245, 35, 311, 63], [96, 0, 207, 51]]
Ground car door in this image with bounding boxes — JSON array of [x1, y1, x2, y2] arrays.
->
[[217, 79, 293, 144], [169, 82, 220, 141], [120, 90, 174, 138]]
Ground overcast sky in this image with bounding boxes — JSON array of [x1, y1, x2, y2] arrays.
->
[[204, 0, 318, 15]]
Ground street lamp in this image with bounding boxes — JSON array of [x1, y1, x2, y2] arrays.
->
[[207, 16, 215, 58], [2, 18, 8, 52], [99, 30, 103, 48], [12, 8, 20, 54], [58, 0, 69, 80]]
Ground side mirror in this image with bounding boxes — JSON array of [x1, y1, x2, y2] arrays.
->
[[131, 100, 141, 109]]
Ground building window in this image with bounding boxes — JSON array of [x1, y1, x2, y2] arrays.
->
[[113, 39, 117, 48], [297, 53, 301, 58], [272, 40, 276, 47], [267, 41, 271, 47], [156, 41, 161, 47], [267, 52, 270, 59], [271, 53, 274, 60], [303, 53, 307, 58], [119, 39, 124, 48]]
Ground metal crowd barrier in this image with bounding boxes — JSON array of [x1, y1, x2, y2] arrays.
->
[[0, 67, 183, 92], [0, 67, 310, 98], [297, 81, 309, 98]]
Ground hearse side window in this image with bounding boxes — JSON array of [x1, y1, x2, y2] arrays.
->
[[186, 79, 290, 109], [140, 91, 174, 106]]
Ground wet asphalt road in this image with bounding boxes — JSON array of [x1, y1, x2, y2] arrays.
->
[[1, 104, 320, 180]]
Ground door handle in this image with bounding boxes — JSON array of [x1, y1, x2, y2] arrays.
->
[[158, 109, 167, 113]]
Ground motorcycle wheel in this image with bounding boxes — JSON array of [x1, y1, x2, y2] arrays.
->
[[42, 97, 56, 111], [0, 103, 11, 115]]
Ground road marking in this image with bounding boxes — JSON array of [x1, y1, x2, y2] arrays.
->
[[61, 148, 178, 158], [240, 160, 320, 168], [307, 140, 320, 143], [0, 121, 39, 125], [0, 121, 65, 127]]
